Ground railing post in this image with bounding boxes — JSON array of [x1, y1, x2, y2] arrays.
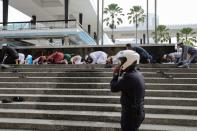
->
[[154, 0, 158, 44], [79, 13, 83, 26], [64, 0, 69, 28], [97, 0, 100, 45], [30, 15, 36, 29], [143, 34, 146, 44], [3, 0, 9, 29], [146, 0, 149, 44], [88, 25, 91, 35], [101, 0, 104, 45]]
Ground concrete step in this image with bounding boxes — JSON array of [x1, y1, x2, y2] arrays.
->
[[0, 64, 196, 130], [0, 102, 197, 115], [0, 118, 120, 131], [140, 124, 197, 131], [13, 64, 111, 69], [145, 105, 197, 115], [0, 82, 111, 89], [0, 109, 196, 127], [145, 90, 197, 98], [1, 68, 197, 73], [138, 64, 197, 68], [0, 82, 196, 90], [0, 77, 196, 84], [1, 72, 197, 78], [0, 118, 197, 131], [146, 83, 197, 90], [10, 64, 197, 68], [0, 94, 197, 106], [0, 88, 196, 98], [0, 129, 33, 131]]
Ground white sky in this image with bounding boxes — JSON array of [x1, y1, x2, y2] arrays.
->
[[0, 1, 30, 22], [104, 0, 197, 25], [7, 7, 31, 22], [0, 0, 197, 25]]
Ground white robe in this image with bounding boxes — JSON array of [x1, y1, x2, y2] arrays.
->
[[71, 55, 84, 64], [89, 51, 107, 64], [18, 53, 25, 64]]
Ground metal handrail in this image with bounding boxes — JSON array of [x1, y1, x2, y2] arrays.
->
[[76, 21, 96, 43], [0, 19, 77, 31], [0, 19, 76, 24]]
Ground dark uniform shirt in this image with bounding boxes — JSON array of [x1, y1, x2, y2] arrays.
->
[[110, 68, 145, 131], [0, 46, 18, 64], [181, 45, 197, 61], [132, 47, 152, 63]]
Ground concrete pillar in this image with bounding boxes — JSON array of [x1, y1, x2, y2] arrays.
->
[[176, 33, 180, 42], [101, 0, 104, 45], [140, 39, 143, 44], [49, 38, 53, 44], [63, 36, 69, 46], [94, 32, 97, 40], [88, 25, 91, 35], [61, 38, 64, 46], [146, 0, 149, 44], [154, 0, 157, 44], [143, 34, 146, 44], [79, 13, 83, 26], [169, 37, 171, 44], [32, 15, 36, 25], [64, 0, 69, 27], [3, 0, 9, 27], [30, 15, 36, 29], [97, 0, 100, 45]]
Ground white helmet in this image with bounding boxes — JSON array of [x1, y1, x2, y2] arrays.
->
[[2, 43, 8, 47], [117, 50, 140, 71]]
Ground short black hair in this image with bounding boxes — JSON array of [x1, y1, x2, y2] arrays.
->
[[85, 56, 93, 64], [126, 43, 132, 49], [177, 42, 183, 46]]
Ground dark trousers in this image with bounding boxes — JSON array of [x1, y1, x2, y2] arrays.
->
[[121, 108, 145, 131], [3, 56, 16, 64], [189, 53, 197, 64]]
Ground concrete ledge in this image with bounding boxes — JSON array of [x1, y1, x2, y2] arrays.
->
[[0, 88, 196, 98], [0, 64, 196, 130], [0, 94, 197, 106], [0, 109, 196, 127], [1, 72, 197, 78], [10, 64, 197, 68], [0, 77, 196, 84], [0, 102, 197, 115], [1, 68, 197, 73]]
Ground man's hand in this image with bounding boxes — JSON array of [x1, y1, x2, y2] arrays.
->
[[112, 66, 121, 76]]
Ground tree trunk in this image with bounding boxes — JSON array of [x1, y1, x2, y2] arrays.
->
[[135, 15, 138, 44], [186, 34, 188, 42], [111, 28, 114, 43], [111, 18, 115, 43]]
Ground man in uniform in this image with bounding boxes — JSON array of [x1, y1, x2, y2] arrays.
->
[[110, 50, 145, 131]]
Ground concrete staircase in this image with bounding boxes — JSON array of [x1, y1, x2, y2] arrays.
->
[[0, 64, 197, 131]]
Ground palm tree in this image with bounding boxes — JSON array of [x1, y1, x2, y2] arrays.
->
[[152, 25, 170, 43], [176, 33, 180, 43], [127, 6, 146, 44], [179, 27, 197, 46], [103, 3, 124, 43]]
